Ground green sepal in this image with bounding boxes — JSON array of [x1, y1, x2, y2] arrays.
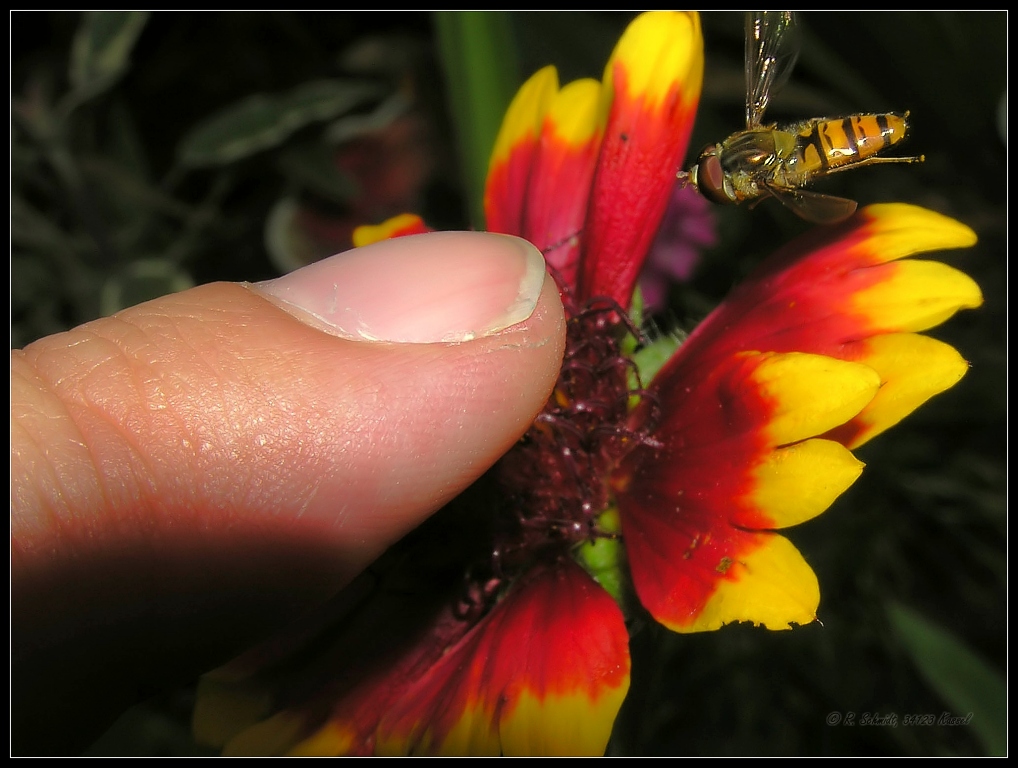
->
[[574, 506, 628, 610]]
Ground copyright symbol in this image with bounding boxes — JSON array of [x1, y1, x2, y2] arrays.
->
[[826, 711, 842, 726]]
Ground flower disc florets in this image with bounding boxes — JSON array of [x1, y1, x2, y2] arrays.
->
[[490, 293, 659, 581]]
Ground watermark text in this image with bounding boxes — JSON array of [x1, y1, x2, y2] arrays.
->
[[826, 711, 974, 728]]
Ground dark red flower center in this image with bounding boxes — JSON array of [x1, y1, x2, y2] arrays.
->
[[488, 295, 660, 581]]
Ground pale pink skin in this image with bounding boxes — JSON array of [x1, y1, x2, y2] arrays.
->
[[10, 232, 566, 754]]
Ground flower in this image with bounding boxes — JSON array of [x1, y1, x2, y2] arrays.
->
[[193, 11, 982, 755]]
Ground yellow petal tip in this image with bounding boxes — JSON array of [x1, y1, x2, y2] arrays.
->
[[680, 534, 821, 633], [605, 11, 703, 108], [862, 203, 979, 260], [489, 65, 559, 170]]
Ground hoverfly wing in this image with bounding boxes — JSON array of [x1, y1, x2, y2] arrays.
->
[[763, 183, 858, 226], [745, 11, 801, 129]]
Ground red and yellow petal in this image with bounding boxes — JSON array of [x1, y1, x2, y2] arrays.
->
[[375, 559, 630, 756], [824, 332, 971, 449], [484, 65, 559, 237], [209, 596, 474, 757], [521, 77, 603, 290], [749, 439, 864, 529], [352, 213, 432, 247], [620, 507, 820, 633], [746, 351, 880, 446], [661, 204, 981, 451], [615, 350, 879, 632], [677, 204, 981, 364], [847, 258, 982, 334], [615, 205, 980, 632], [578, 11, 704, 308], [691, 533, 820, 633]]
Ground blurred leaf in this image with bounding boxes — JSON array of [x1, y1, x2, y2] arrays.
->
[[67, 12, 149, 107], [102, 98, 153, 183], [433, 11, 521, 228], [264, 196, 333, 274], [79, 154, 192, 221], [323, 90, 411, 145], [178, 79, 385, 168], [275, 144, 357, 204], [85, 698, 213, 757], [100, 258, 195, 315], [887, 602, 1006, 756], [11, 195, 81, 254]]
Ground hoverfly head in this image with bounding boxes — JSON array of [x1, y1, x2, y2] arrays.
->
[[689, 144, 735, 206]]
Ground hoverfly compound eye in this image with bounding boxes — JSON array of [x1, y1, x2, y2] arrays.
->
[[695, 151, 734, 205]]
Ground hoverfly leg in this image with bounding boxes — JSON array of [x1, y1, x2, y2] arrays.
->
[[822, 154, 925, 175]]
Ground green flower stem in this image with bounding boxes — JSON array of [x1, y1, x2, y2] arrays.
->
[[433, 11, 521, 229]]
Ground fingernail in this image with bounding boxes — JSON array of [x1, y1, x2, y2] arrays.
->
[[252, 231, 547, 343]]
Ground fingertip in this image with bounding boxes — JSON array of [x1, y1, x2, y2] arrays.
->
[[254, 231, 551, 344]]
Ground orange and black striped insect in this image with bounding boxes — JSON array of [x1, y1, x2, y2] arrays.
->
[[683, 11, 923, 224]]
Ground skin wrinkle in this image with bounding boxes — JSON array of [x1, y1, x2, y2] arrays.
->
[[127, 301, 338, 526], [58, 319, 193, 535], [19, 309, 234, 545], [81, 317, 184, 482], [291, 482, 323, 522], [9, 378, 76, 481], [97, 341, 170, 519], [12, 348, 120, 543], [9, 399, 77, 551]]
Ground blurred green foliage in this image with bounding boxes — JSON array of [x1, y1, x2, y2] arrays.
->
[[11, 11, 457, 348], [12, 11, 1006, 756], [887, 602, 1006, 755]]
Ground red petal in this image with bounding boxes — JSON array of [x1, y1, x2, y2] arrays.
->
[[613, 205, 981, 632], [656, 204, 982, 446], [616, 350, 878, 632], [674, 205, 980, 369], [521, 78, 603, 292], [484, 66, 559, 237], [376, 559, 630, 756], [578, 11, 703, 308]]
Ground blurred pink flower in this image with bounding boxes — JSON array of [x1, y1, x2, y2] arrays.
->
[[640, 182, 718, 312]]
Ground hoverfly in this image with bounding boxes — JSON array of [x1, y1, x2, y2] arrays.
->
[[684, 11, 923, 224]]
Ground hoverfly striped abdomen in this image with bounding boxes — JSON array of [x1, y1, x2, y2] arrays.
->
[[798, 112, 911, 173]]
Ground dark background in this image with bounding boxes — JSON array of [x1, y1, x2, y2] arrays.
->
[[12, 11, 1006, 756]]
